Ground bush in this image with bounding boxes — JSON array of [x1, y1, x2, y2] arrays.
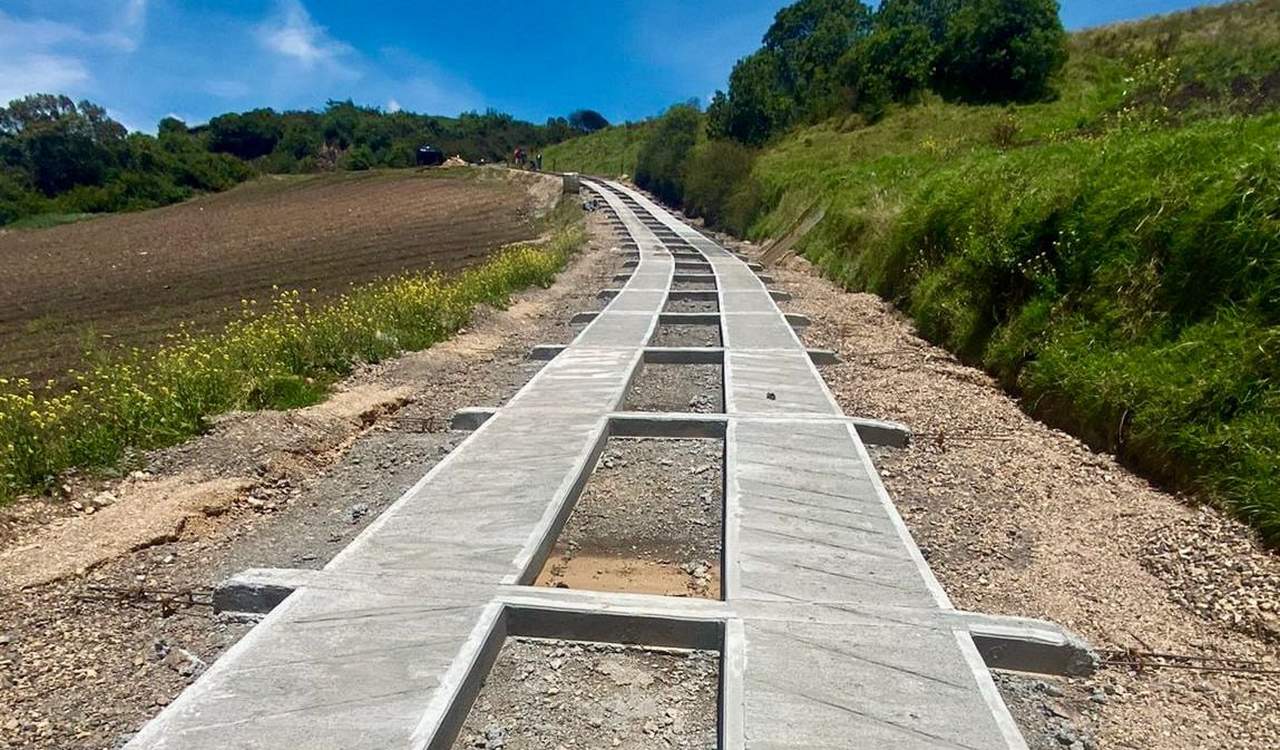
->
[[682, 140, 759, 232], [635, 104, 702, 205], [935, 0, 1068, 103]]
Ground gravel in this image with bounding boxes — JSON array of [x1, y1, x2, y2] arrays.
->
[[623, 363, 723, 414], [451, 638, 718, 750], [663, 298, 718, 313], [537, 438, 723, 599], [649, 324, 721, 348]]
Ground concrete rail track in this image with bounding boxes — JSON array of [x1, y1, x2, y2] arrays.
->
[[126, 179, 1090, 749]]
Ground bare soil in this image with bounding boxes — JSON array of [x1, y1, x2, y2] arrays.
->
[[649, 324, 721, 348], [663, 298, 719, 313], [0, 169, 552, 383], [451, 638, 718, 750], [536, 438, 723, 600], [623, 363, 723, 414], [0, 194, 625, 749]]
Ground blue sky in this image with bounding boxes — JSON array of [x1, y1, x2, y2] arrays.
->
[[0, 0, 1232, 132]]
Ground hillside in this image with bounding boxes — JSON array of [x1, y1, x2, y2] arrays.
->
[[544, 120, 656, 177], [546, 0, 1280, 540]]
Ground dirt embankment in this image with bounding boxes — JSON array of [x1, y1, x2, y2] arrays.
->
[[0, 195, 621, 749], [0, 169, 552, 384]]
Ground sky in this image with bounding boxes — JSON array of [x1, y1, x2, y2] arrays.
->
[[0, 0, 1234, 133]]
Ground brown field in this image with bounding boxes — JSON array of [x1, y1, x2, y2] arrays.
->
[[0, 169, 549, 384]]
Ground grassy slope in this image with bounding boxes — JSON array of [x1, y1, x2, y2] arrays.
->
[[552, 0, 1280, 540], [750, 1, 1280, 538], [543, 121, 656, 177]]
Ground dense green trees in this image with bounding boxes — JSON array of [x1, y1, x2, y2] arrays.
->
[[0, 94, 250, 224], [709, 0, 1068, 144], [0, 95, 602, 226], [634, 103, 701, 206], [707, 50, 794, 145], [933, 0, 1068, 102]]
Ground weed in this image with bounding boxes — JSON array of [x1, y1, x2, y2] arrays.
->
[[0, 220, 585, 500]]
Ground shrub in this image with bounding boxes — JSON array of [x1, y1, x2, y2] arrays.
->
[[934, 0, 1068, 103], [682, 140, 758, 231], [635, 104, 702, 205]]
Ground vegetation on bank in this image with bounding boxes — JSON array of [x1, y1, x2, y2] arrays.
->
[[0, 207, 585, 501], [544, 120, 655, 177], [547, 0, 1280, 541], [0, 96, 611, 227]]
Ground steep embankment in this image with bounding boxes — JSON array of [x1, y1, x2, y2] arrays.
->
[[543, 121, 655, 176], [549, 0, 1280, 540]]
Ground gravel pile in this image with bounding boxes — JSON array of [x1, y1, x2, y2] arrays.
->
[[1144, 507, 1280, 643]]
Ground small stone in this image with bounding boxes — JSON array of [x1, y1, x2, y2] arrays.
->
[[347, 503, 370, 524]]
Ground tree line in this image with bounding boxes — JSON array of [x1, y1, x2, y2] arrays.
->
[[633, 0, 1068, 219], [0, 95, 610, 226]]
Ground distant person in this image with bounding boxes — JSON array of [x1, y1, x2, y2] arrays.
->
[[536, 153, 543, 171]]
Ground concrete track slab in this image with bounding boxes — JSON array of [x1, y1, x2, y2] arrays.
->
[[126, 178, 1056, 750]]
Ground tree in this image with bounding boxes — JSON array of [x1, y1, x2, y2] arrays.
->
[[207, 109, 284, 160], [635, 103, 701, 206], [568, 109, 610, 133], [763, 0, 874, 116], [0, 95, 126, 194], [934, 0, 1067, 103], [842, 0, 960, 103], [157, 117, 189, 139], [707, 49, 794, 145]]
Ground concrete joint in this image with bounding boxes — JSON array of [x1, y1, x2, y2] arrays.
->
[[450, 407, 497, 432]]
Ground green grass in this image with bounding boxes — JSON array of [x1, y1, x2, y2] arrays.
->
[[5, 212, 99, 230], [543, 121, 657, 177], [743, 1, 1280, 541], [0, 206, 586, 501], [553, 0, 1280, 540]]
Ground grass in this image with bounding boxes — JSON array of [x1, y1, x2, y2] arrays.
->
[[543, 121, 657, 177], [0, 204, 586, 501], [552, 0, 1280, 540], [5, 212, 99, 231], [744, 1, 1280, 541]]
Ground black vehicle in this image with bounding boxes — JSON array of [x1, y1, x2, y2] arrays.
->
[[416, 145, 444, 167]]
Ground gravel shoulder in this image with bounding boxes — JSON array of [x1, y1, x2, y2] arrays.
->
[[0, 200, 624, 749]]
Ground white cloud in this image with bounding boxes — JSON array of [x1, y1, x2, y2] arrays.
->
[[386, 98, 402, 113], [0, 52, 89, 104], [0, 2, 148, 104], [256, 0, 353, 72], [205, 79, 251, 99]]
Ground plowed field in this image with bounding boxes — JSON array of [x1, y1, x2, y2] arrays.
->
[[0, 169, 547, 383]]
